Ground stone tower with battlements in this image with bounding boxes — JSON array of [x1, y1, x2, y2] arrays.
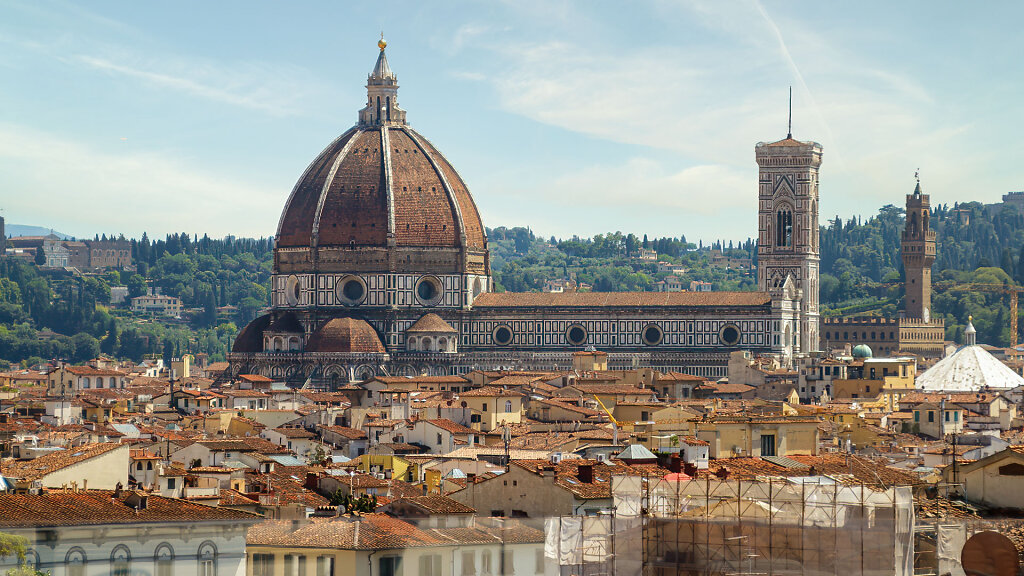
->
[[756, 136, 823, 354], [902, 181, 936, 321]]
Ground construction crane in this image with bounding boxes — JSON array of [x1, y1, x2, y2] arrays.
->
[[934, 282, 1023, 347], [592, 395, 621, 446]]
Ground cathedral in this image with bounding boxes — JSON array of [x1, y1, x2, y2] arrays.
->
[[227, 40, 822, 387]]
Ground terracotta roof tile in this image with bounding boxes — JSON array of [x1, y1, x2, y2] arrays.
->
[[0, 491, 258, 527], [406, 313, 457, 333], [458, 386, 523, 398], [305, 318, 386, 354], [2, 443, 125, 481]]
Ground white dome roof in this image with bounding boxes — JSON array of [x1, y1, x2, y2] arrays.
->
[[916, 345, 1024, 392]]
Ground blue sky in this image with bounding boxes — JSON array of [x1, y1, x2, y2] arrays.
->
[[2, 1, 1021, 243]]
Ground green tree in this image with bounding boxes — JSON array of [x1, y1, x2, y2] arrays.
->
[[33, 248, 45, 266], [127, 274, 147, 299], [163, 338, 175, 366], [70, 333, 100, 363]]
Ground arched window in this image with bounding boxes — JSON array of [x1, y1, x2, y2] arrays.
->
[[66, 547, 87, 576], [96, 377, 104, 389], [154, 543, 174, 576], [505, 400, 513, 413], [198, 541, 218, 576], [82, 377, 90, 388], [110, 544, 131, 576], [776, 207, 793, 247], [438, 337, 447, 351], [22, 550, 39, 572], [376, 96, 381, 123], [422, 337, 433, 352], [910, 212, 919, 236], [386, 96, 391, 121]]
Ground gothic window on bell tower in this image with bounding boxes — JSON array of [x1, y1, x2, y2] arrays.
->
[[776, 207, 793, 248]]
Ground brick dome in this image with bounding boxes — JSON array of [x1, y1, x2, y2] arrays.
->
[[232, 314, 270, 353], [274, 43, 488, 277], [305, 317, 386, 354]]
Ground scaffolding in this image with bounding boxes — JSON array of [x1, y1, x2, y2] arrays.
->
[[610, 475, 915, 576]]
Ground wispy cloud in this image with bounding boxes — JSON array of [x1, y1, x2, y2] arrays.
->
[[68, 53, 323, 117], [456, 0, 997, 233], [0, 123, 282, 238]]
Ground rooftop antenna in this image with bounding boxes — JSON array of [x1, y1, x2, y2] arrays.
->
[[787, 86, 793, 139]]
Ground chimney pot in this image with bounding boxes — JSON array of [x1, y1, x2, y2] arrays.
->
[[578, 464, 594, 484]]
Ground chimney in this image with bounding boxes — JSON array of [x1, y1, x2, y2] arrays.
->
[[715, 467, 730, 480], [578, 464, 594, 484], [467, 473, 476, 484], [304, 472, 319, 491], [668, 455, 682, 473], [683, 462, 698, 477]]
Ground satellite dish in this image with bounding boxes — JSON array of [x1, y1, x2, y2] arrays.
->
[[962, 531, 1019, 576]]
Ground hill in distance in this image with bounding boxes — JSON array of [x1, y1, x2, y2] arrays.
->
[[5, 224, 73, 240]]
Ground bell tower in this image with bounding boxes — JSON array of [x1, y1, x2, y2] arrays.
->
[[902, 180, 935, 321], [756, 132, 823, 353]]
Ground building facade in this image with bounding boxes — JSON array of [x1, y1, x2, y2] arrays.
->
[[821, 181, 944, 357], [228, 40, 818, 387]]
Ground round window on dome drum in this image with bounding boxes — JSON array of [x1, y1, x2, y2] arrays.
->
[[493, 325, 513, 346], [336, 275, 366, 306], [566, 324, 588, 346], [642, 324, 664, 346], [720, 324, 741, 346], [415, 276, 443, 306]]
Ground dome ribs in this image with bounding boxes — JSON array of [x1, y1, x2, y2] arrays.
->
[[413, 132, 487, 251], [315, 131, 389, 248], [312, 129, 364, 250], [277, 129, 358, 247], [305, 317, 387, 354], [402, 128, 466, 250], [388, 129, 457, 247]]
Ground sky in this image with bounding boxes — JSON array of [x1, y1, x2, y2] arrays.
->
[[2, 1, 1022, 243]]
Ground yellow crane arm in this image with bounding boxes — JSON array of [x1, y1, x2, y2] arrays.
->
[[592, 395, 618, 426]]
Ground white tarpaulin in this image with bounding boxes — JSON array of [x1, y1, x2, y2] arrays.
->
[[582, 516, 612, 563], [543, 516, 583, 565], [936, 524, 967, 576]]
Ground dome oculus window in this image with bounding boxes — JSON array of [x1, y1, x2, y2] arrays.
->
[[642, 324, 664, 346], [566, 324, 588, 346], [285, 275, 300, 307], [336, 275, 366, 306], [493, 325, 514, 346], [720, 323, 741, 346], [415, 276, 443, 306]]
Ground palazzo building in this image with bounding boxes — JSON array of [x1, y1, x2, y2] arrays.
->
[[228, 40, 820, 387], [820, 181, 945, 357]]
